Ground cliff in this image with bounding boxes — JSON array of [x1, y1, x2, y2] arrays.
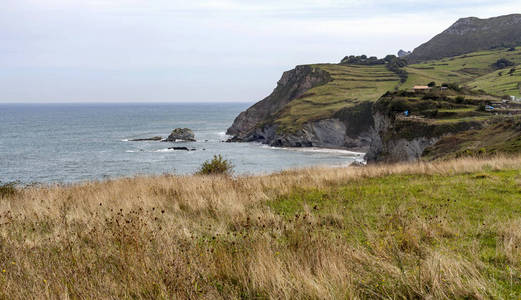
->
[[365, 89, 511, 163], [227, 65, 332, 138], [227, 63, 400, 150]]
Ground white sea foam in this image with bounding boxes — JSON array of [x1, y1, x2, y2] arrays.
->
[[155, 148, 175, 152], [261, 145, 364, 156], [121, 139, 129, 142]]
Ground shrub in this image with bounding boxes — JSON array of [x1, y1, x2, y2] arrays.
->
[[428, 81, 436, 87], [493, 58, 514, 69], [446, 83, 462, 92], [455, 96, 465, 104], [197, 155, 233, 175], [422, 93, 439, 100], [0, 182, 18, 199]]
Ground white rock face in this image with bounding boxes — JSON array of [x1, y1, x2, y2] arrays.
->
[[365, 112, 439, 163]]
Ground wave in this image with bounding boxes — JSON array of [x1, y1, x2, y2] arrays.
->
[[155, 148, 175, 153], [126, 148, 195, 153], [121, 139, 129, 142], [261, 145, 364, 156]]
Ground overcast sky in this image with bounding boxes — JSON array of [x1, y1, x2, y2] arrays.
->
[[0, 0, 519, 103]]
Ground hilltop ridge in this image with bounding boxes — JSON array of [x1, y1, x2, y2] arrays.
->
[[407, 14, 521, 62]]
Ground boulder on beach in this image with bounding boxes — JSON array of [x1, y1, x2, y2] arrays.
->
[[166, 128, 196, 142], [129, 136, 163, 142]]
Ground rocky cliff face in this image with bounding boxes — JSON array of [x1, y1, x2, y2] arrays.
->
[[365, 91, 486, 163], [407, 14, 521, 63], [240, 114, 373, 150], [365, 112, 440, 163], [227, 65, 375, 151], [227, 65, 331, 138]]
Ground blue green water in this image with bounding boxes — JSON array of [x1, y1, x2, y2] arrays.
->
[[0, 103, 364, 184]]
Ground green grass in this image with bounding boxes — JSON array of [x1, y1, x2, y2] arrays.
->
[[268, 169, 521, 298], [274, 64, 400, 131], [268, 47, 521, 133], [468, 67, 521, 97], [403, 48, 521, 91]]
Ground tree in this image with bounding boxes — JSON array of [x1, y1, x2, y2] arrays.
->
[[428, 81, 436, 87]]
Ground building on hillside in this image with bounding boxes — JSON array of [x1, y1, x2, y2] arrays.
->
[[511, 96, 521, 102], [413, 86, 432, 93]]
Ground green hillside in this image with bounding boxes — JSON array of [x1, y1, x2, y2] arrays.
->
[[273, 64, 400, 130], [272, 47, 521, 133], [403, 47, 521, 92], [468, 66, 521, 97]]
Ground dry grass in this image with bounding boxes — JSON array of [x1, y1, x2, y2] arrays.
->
[[2, 156, 521, 299]]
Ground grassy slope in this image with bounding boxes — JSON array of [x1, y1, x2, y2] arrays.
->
[[424, 116, 521, 160], [274, 64, 400, 130], [468, 67, 521, 97], [1, 157, 521, 298], [271, 47, 521, 132], [404, 47, 521, 94]]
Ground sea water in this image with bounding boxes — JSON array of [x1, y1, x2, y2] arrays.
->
[[0, 103, 364, 184]]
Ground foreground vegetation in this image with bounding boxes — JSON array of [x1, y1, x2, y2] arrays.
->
[[1, 156, 521, 298]]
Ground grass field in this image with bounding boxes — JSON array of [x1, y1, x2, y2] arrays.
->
[[274, 64, 400, 130], [269, 47, 521, 133], [468, 67, 521, 97], [2, 157, 521, 298], [403, 47, 521, 93]]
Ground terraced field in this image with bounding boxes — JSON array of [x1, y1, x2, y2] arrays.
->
[[468, 66, 521, 97], [403, 47, 521, 94], [251, 47, 521, 135], [275, 64, 400, 129]]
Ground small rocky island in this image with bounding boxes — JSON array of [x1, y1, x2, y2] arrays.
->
[[128, 128, 196, 143], [165, 128, 196, 142]]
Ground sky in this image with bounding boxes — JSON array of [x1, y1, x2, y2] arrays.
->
[[0, 0, 519, 103]]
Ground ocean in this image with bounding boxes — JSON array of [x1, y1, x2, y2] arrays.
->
[[0, 103, 364, 184]]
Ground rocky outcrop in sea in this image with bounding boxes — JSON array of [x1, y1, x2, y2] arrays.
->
[[166, 128, 196, 142]]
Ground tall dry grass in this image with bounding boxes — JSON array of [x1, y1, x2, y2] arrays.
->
[[1, 156, 521, 299]]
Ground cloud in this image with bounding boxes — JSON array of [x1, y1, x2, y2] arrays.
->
[[0, 0, 520, 102]]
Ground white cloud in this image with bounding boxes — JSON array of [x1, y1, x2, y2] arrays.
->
[[0, 0, 520, 102]]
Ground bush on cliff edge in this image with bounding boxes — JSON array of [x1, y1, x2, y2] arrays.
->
[[197, 155, 233, 175]]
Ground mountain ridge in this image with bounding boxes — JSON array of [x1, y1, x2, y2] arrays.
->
[[407, 14, 521, 62]]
